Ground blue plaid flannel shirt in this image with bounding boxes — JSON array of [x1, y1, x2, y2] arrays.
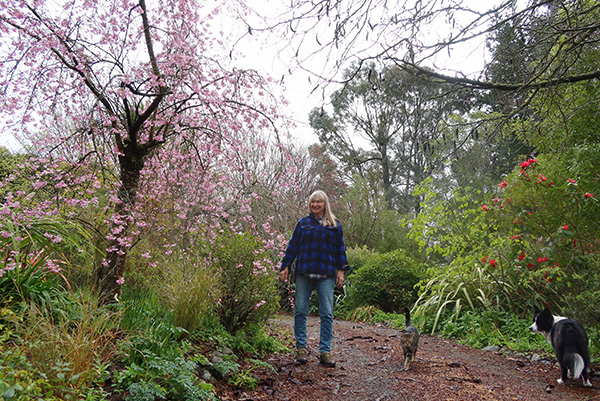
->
[[280, 213, 350, 277]]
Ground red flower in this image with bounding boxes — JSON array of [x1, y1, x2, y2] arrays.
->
[[520, 158, 536, 170], [584, 193, 593, 198], [518, 252, 525, 261], [567, 178, 577, 184], [563, 224, 568, 230], [510, 235, 522, 240], [482, 204, 489, 211], [489, 259, 497, 268], [537, 256, 548, 263], [482, 257, 488, 263], [498, 180, 508, 189]]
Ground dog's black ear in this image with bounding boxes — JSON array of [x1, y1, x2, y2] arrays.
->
[[533, 305, 540, 314]]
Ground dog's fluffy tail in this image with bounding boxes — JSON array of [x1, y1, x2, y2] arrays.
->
[[572, 353, 585, 379]]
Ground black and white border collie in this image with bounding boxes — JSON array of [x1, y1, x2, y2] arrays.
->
[[529, 306, 592, 387]]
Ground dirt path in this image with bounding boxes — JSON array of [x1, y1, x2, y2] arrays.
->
[[215, 314, 600, 400]]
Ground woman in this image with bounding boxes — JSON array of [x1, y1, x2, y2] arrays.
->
[[280, 190, 350, 367]]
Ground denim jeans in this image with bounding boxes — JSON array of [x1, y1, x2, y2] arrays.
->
[[294, 274, 335, 354]]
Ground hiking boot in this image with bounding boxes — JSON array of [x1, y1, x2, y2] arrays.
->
[[296, 347, 309, 364], [319, 352, 336, 367]]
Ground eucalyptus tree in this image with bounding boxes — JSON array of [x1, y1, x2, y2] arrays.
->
[[309, 63, 470, 213]]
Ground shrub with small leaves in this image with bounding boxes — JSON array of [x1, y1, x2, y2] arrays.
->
[[346, 249, 424, 313], [211, 232, 279, 334]]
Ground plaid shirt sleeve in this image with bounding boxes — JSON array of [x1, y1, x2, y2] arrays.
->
[[280, 220, 303, 271]]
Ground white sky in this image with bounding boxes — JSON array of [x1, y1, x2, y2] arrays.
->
[[218, 0, 492, 148]]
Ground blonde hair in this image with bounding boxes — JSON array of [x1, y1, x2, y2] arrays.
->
[[309, 190, 338, 227]]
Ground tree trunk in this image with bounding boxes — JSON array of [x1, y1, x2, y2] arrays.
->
[[95, 142, 146, 303]]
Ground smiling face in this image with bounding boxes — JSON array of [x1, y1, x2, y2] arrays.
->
[[310, 198, 325, 218]]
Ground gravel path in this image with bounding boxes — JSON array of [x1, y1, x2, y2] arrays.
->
[[215, 314, 600, 401]]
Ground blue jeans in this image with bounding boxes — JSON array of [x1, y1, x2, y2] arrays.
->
[[294, 275, 335, 354]]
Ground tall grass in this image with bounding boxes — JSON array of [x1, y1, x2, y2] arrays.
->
[[11, 290, 122, 399], [156, 260, 218, 334]]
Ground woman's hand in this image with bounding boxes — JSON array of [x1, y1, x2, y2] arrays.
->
[[280, 266, 289, 283], [336, 269, 344, 288]]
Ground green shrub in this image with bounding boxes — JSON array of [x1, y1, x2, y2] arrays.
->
[[345, 249, 424, 313], [346, 246, 377, 274], [211, 232, 279, 334]]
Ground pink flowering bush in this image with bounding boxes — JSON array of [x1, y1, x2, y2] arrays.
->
[[210, 231, 279, 334]]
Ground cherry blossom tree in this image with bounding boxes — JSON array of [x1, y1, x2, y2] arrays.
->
[[0, 0, 299, 301]]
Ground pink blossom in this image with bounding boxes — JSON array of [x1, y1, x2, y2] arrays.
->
[[116, 277, 125, 285]]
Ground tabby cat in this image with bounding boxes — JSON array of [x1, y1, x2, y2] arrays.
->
[[400, 307, 420, 370]]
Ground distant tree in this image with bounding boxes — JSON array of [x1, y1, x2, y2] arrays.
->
[[310, 63, 469, 212]]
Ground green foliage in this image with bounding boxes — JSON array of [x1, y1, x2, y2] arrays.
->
[[114, 349, 215, 401], [115, 293, 217, 401], [345, 250, 424, 313], [118, 292, 187, 362], [0, 216, 94, 308], [432, 308, 551, 353], [211, 232, 279, 334], [409, 178, 494, 260]]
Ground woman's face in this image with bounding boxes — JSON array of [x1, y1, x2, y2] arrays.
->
[[310, 198, 325, 217]]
